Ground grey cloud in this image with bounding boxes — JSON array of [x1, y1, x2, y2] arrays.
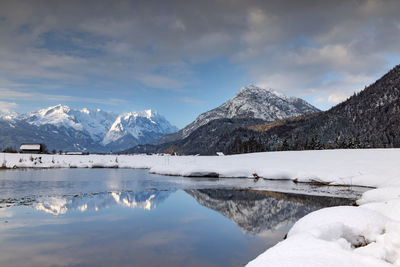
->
[[0, 0, 399, 108], [179, 96, 206, 105], [0, 87, 127, 106], [0, 100, 18, 112]]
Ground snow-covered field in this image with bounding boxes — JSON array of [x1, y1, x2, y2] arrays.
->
[[2, 149, 400, 187], [1, 148, 399, 266]]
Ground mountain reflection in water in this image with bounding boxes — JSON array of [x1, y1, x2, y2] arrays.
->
[[186, 189, 354, 234], [30, 188, 354, 236], [34, 190, 172, 215]]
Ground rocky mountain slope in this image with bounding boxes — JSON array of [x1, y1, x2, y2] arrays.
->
[[0, 105, 178, 152], [159, 85, 320, 143]]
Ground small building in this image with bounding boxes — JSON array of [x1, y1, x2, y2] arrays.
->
[[20, 143, 43, 154], [65, 151, 84, 155]]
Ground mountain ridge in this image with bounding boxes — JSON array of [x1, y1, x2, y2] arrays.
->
[[0, 104, 178, 152]]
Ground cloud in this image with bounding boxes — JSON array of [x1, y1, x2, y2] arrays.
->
[[0, 0, 399, 113], [230, 0, 400, 108], [0, 88, 126, 106], [136, 74, 184, 91], [328, 93, 349, 104], [0, 88, 32, 99], [171, 19, 186, 32], [179, 97, 206, 105], [0, 101, 17, 112]]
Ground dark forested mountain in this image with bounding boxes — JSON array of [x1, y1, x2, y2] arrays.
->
[[223, 64, 400, 153], [126, 64, 400, 155]]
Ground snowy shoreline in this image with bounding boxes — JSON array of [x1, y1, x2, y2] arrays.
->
[[1, 148, 400, 187], [1, 149, 400, 266]]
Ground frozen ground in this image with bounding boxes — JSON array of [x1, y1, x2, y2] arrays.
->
[[1, 149, 400, 266]]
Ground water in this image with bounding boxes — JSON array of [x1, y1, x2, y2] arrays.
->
[[0, 169, 367, 267]]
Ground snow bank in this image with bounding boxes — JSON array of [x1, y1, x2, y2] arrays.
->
[[0, 153, 166, 169], [247, 187, 400, 266], [148, 149, 400, 187]]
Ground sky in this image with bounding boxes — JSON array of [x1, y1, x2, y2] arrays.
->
[[0, 0, 400, 128]]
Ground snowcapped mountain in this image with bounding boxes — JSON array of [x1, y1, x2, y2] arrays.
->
[[160, 85, 319, 143], [22, 105, 117, 142], [0, 105, 178, 152], [103, 110, 178, 145], [0, 111, 18, 122], [218, 84, 318, 119]]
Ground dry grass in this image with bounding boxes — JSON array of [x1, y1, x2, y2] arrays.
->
[[308, 179, 332, 186], [248, 113, 319, 132]]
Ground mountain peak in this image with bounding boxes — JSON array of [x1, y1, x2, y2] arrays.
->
[[51, 104, 69, 110], [144, 109, 157, 117], [41, 104, 70, 114], [134, 109, 157, 119], [239, 84, 271, 92], [225, 84, 320, 120], [159, 85, 320, 143], [237, 84, 289, 100], [103, 109, 177, 145]]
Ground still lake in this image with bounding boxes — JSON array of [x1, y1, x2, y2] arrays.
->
[[0, 169, 366, 267]]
